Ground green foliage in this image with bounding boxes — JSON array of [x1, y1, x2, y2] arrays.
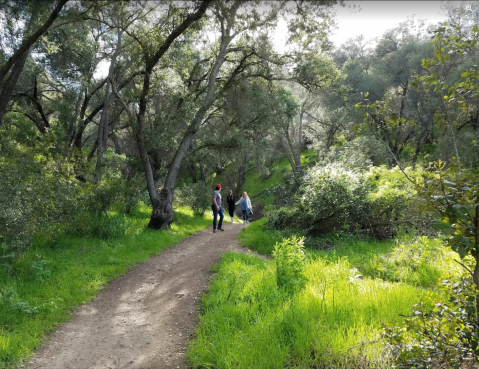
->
[[238, 218, 283, 255], [67, 211, 128, 240], [266, 162, 430, 239], [300, 163, 373, 233], [188, 250, 430, 368], [272, 237, 307, 294], [361, 236, 442, 287], [0, 289, 40, 316], [384, 277, 479, 368], [0, 151, 81, 258], [176, 182, 211, 216], [417, 161, 479, 260], [0, 205, 212, 368]]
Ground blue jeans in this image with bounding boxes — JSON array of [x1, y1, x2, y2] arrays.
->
[[212, 205, 224, 230], [241, 209, 249, 222]]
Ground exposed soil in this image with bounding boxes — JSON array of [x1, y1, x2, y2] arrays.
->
[[23, 221, 249, 369]]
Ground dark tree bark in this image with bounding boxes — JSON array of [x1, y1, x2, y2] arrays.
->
[[131, 0, 211, 229], [72, 71, 143, 150], [0, 0, 69, 127], [147, 4, 237, 229], [0, 47, 32, 124], [188, 163, 197, 184], [96, 29, 123, 182]]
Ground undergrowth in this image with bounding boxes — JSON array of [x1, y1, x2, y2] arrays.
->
[[187, 251, 427, 368], [187, 216, 462, 368], [0, 204, 211, 368]]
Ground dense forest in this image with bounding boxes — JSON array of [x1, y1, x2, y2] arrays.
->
[[1, 0, 479, 368]]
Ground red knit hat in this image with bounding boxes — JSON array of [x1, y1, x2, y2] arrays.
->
[[216, 184, 221, 190]]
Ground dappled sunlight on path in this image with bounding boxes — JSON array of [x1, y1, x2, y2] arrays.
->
[[23, 223, 248, 369]]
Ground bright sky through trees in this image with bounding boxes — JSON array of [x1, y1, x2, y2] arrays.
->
[[94, 1, 476, 78], [330, 1, 450, 46], [271, 0, 477, 51]]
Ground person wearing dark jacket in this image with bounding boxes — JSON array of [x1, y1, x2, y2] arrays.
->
[[212, 184, 224, 233], [226, 190, 236, 223]]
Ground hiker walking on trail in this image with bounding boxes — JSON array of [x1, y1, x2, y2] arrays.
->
[[212, 184, 224, 233], [236, 191, 252, 223], [226, 190, 236, 223]]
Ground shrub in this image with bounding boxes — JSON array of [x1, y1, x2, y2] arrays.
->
[[176, 182, 211, 216], [299, 163, 374, 235], [0, 152, 81, 257], [324, 137, 374, 171], [265, 206, 304, 231], [384, 277, 479, 368], [267, 162, 429, 239], [272, 237, 308, 294]]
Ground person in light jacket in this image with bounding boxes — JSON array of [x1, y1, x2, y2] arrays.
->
[[236, 191, 252, 223]]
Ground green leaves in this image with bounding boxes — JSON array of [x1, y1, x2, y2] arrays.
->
[[418, 161, 479, 260], [384, 277, 479, 368], [272, 236, 307, 295]]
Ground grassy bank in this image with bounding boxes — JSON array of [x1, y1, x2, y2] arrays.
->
[[187, 219, 461, 368], [0, 205, 211, 368]]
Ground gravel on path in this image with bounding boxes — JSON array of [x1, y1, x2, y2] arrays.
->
[[23, 222, 249, 369]]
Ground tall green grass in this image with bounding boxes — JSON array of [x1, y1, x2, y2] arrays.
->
[[187, 252, 426, 368], [0, 204, 212, 368], [188, 218, 461, 368], [242, 150, 317, 205], [238, 218, 282, 254]]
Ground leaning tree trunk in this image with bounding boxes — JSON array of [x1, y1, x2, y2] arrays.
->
[[132, 0, 211, 228], [0, 0, 68, 127], [148, 9, 236, 229], [96, 30, 122, 182], [0, 47, 32, 124]]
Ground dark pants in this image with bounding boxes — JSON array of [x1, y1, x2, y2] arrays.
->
[[228, 206, 235, 217], [212, 205, 224, 230], [241, 209, 249, 222]]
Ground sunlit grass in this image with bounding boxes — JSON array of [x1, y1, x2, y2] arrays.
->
[[0, 204, 212, 368], [211, 150, 317, 206], [187, 252, 426, 368], [238, 218, 282, 254], [188, 215, 461, 368], [242, 150, 317, 205]]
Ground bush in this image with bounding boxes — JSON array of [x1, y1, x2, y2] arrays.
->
[[266, 162, 429, 239], [176, 182, 212, 216], [384, 277, 479, 368], [0, 153, 81, 257], [299, 163, 374, 235], [324, 137, 374, 171], [265, 206, 304, 231], [272, 237, 308, 294]]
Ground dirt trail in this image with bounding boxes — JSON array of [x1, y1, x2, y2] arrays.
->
[[23, 222, 248, 369]]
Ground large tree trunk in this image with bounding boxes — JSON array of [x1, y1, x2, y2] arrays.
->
[[96, 30, 122, 182], [0, 0, 69, 127], [148, 5, 237, 229], [132, 0, 211, 228], [0, 47, 32, 124]]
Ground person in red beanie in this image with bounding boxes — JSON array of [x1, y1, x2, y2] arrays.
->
[[212, 184, 224, 233]]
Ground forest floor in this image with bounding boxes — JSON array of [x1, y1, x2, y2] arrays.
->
[[22, 221, 248, 369]]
